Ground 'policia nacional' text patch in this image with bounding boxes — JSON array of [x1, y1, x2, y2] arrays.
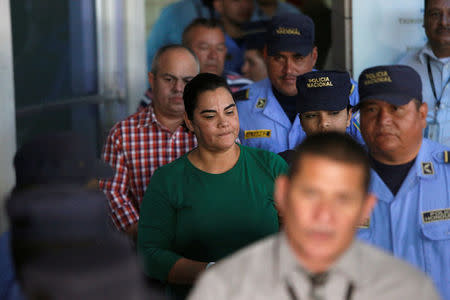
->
[[422, 208, 450, 223]]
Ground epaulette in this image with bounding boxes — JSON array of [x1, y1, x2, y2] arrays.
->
[[350, 84, 355, 96], [233, 88, 250, 101], [430, 150, 450, 165]]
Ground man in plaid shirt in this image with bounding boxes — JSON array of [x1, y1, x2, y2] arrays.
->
[[100, 45, 199, 238]]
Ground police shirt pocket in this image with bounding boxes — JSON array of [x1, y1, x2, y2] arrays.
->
[[421, 222, 450, 240], [420, 220, 450, 292]]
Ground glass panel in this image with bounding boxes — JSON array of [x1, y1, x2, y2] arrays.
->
[[10, 0, 98, 146]]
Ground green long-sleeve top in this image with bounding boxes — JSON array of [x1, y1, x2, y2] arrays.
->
[[137, 144, 288, 299]]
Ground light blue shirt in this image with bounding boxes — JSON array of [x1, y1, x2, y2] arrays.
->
[[236, 78, 363, 153], [146, 1, 302, 73], [253, 1, 301, 20], [357, 138, 450, 300], [146, 0, 212, 72], [224, 34, 245, 75], [399, 43, 450, 146]]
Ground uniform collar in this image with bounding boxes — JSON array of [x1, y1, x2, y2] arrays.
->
[[137, 105, 188, 133], [370, 138, 439, 202], [418, 43, 442, 65], [277, 232, 362, 287], [251, 79, 292, 129]]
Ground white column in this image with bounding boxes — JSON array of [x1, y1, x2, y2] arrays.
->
[[124, 0, 147, 114]]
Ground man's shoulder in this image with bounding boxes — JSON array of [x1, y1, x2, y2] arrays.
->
[[152, 154, 188, 178], [204, 234, 278, 281], [353, 241, 441, 298], [233, 79, 271, 104], [398, 46, 425, 67], [422, 138, 450, 166], [225, 71, 253, 91], [355, 241, 432, 284], [109, 108, 152, 135]]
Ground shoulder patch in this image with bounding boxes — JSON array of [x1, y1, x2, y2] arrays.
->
[[421, 162, 435, 175], [256, 98, 267, 109], [233, 89, 250, 101]]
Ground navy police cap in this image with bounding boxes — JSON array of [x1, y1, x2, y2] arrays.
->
[[243, 21, 269, 50], [266, 13, 315, 56], [358, 65, 422, 106], [296, 70, 352, 113]]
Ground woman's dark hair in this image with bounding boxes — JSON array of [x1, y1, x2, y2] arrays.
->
[[183, 73, 232, 120]]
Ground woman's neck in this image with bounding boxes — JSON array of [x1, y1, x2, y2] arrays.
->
[[188, 143, 240, 174]]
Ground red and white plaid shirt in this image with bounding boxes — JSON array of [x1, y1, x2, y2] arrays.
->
[[99, 105, 197, 231]]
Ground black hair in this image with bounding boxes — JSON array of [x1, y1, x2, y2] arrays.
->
[[289, 132, 371, 193], [183, 73, 232, 120], [182, 18, 224, 47], [299, 104, 353, 121], [150, 44, 199, 75]]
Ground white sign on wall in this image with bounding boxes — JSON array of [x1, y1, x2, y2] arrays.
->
[[353, 0, 427, 79]]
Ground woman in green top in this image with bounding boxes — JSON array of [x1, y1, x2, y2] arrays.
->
[[137, 73, 288, 299]]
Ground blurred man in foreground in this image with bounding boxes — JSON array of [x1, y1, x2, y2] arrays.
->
[[399, 0, 449, 145]]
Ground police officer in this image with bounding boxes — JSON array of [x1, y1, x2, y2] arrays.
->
[[234, 13, 361, 153], [279, 70, 360, 164], [241, 21, 269, 82], [296, 70, 358, 137], [356, 65, 450, 300]]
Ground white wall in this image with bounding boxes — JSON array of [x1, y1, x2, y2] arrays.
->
[[352, 0, 426, 79], [0, 0, 17, 233]]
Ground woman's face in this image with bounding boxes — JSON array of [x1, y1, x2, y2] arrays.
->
[[185, 87, 240, 152]]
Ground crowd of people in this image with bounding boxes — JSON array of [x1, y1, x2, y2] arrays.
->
[[2, 0, 449, 299]]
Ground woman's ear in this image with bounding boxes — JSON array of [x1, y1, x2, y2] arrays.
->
[[184, 112, 194, 132], [346, 109, 353, 128]]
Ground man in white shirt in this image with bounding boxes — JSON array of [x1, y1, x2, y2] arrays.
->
[[399, 0, 450, 145]]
